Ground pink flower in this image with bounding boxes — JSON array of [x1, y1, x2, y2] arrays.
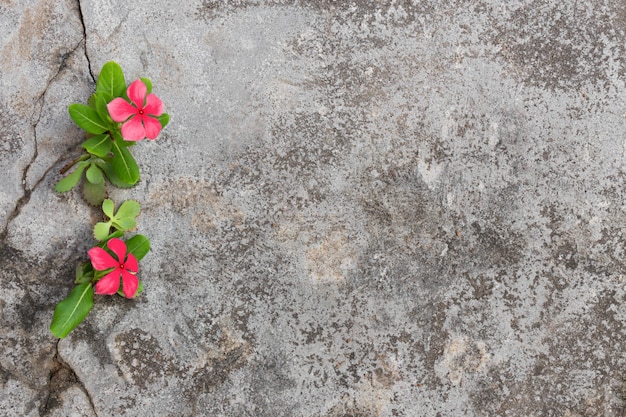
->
[[88, 238, 139, 298], [107, 80, 164, 141]]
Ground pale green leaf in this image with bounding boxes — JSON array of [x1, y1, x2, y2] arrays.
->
[[102, 199, 115, 218], [93, 221, 112, 241], [115, 200, 141, 220]]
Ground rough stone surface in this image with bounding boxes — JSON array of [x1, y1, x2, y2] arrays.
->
[[1, 0, 626, 416]]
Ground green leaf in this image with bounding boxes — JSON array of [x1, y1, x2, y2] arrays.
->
[[54, 161, 89, 192], [100, 162, 135, 188], [109, 200, 140, 232], [114, 218, 136, 230], [82, 134, 112, 158], [96, 61, 126, 98], [140, 77, 152, 94], [83, 180, 106, 206], [85, 163, 104, 185], [110, 134, 139, 185], [50, 283, 94, 339], [93, 221, 112, 241], [125, 234, 150, 261], [94, 93, 113, 125], [75, 262, 94, 285], [68, 104, 108, 134], [87, 94, 97, 110], [115, 200, 141, 220], [96, 231, 124, 248], [158, 113, 170, 129], [102, 198, 115, 218]]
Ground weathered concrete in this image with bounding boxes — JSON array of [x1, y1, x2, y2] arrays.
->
[[2, 0, 626, 416]]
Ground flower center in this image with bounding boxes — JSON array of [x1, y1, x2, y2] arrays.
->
[[138, 109, 144, 115], [120, 263, 125, 269]]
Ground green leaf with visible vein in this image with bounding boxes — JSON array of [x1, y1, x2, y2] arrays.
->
[[100, 162, 135, 188], [125, 234, 150, 261], [81, 134, 112, 158], [110, 134, 139, 185], [94, 93, 113, 125], [50, 283, 94, 338], [115, 200, 141, 220], [68, 104, 108, 134], [96, 61, 126, 98], [54, 161, 89, 192]]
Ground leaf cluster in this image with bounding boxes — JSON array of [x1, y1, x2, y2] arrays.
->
[[55, 62, 170, 205], [50, 61, 164, 339], [50, 198, 151, 339]]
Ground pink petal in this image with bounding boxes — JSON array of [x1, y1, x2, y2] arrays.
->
[[127, 80, 147, 108], [95, 269, 122, 295], [125, 253, 139, 273], [107, 238, 127, 263], [120, 116, 146, 141], [144, 94, 164, 116], [142, 115, 162, 140], [121, 270, 139, 298], [88, 247, 118, 271], [107, 98, 137, 122]]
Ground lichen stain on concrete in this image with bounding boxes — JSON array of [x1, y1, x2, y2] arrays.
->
[[112, 329, 172, 389], [489, 1, 626, 91], [113, 326, 252, 396], [190, 327, 253, 392]]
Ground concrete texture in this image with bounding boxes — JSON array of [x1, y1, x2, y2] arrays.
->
[[1, 0, 626, 416]]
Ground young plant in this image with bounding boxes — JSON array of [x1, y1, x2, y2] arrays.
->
[[50, 199, 151, 338], [51, 61, 168, 338], [55, 61, 170, 205]]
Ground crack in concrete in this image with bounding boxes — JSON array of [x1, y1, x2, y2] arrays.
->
[[76, 0, 95, 84], [1, 0, 95, 242], [40, 3, 99, 416], [41, 340, 98, 417], [0, 36, 86, 250]]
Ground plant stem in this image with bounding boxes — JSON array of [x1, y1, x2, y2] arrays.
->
[[60, 153, 91, 174]]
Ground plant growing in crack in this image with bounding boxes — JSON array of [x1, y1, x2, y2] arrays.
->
[[55, 62, 169, 204], [50, 62, 168, 338]]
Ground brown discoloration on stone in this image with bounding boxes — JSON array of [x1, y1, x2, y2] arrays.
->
[[306, 228, 356, 282]]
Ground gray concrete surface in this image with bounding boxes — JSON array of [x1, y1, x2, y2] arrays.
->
[[1, 0, 626, 416]]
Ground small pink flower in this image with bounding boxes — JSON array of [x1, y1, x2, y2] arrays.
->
[[88, 238, 139, 298], [107, 80, 164, 141]]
